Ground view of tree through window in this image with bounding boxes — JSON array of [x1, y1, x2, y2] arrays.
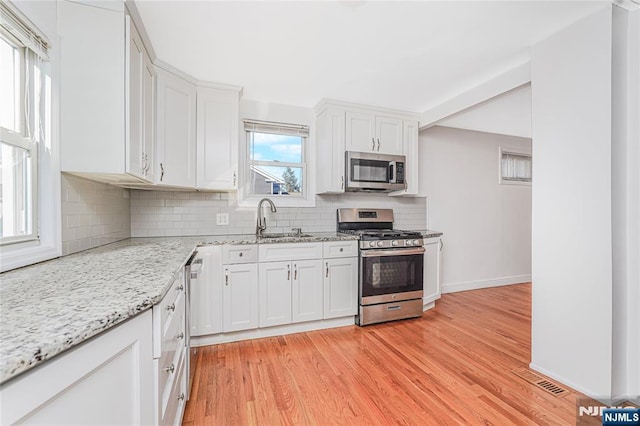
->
[[247, 129, 306, 196]]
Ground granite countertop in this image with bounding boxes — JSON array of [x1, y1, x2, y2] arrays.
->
[[0, 232, 359, 384]]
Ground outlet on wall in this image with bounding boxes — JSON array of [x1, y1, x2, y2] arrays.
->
[[216, 213, 229, 226]]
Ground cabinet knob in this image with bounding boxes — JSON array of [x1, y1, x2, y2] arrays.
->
[[175, 332, 184, 340], [164, 364, 175, 373], [339, 248, 344, 252], [176, 284, 184, 291], [166, 303, 175, 312], [239, 252, 243, 257], [177, 393, 185, 401]]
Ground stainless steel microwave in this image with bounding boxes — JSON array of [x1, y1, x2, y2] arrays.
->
[[345, 151, 406, 192]]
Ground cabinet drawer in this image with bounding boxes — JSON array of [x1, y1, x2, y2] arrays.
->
[[160, 347, 186, 426], [259, 242, 323, 262], [323, 241, 358, 258], [156, 291, 185, 400], [153, 270, 185, 358], [222, 244, 258, 264]]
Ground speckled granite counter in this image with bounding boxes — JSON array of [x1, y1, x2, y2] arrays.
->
[[0, 232, 358, 384]]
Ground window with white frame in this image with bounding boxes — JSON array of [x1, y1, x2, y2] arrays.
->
[[244, 120, 308, 198], [0, 3, 49, 249], [499, 147, 532, 185]]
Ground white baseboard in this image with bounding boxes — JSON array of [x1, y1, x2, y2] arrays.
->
[[441, 274, 531, 294], [191, 316, 355, 347], [529, 362, 608, 403]]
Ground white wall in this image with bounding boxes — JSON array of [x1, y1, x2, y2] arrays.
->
[[436, 84, 532, 138], [530, 5, 613, 399], [419, 126, 532, 293], [612, 5, 640, 403]]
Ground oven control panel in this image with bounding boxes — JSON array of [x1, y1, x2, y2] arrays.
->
[[362, 238, 424, 249]]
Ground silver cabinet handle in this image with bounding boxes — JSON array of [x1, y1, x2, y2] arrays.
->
[[377, 138, 380, 151], [371, 138, 375, 151], [164, 364, 175, 373], [287, 264, 291, 280], [325, 262, 329, 278], [233, 171, 236, 186], [175, 332, 184, 340], [294, 264, 297, 280], [166, 303, 175, 312], [160, 163, 165, 181], [341, 176, 344, 190], [141, 153, 147, 174], [225, 269, 229, 286], [177, 393, 185, 401], [440, 239, 444, 252], [176, 284, 184, 291]]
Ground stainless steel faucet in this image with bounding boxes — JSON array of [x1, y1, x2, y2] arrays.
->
[[256, 198, 277, 237]]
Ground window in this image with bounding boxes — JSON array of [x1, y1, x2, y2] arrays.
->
[[499, 147, 532, 185], [244, 120, 308, 198], [1, 1, 56, 271]]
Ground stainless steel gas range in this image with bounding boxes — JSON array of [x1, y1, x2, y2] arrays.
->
[[337, 208, 424, 326]]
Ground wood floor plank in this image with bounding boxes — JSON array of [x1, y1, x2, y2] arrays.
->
[[185, 283, 588, 425]]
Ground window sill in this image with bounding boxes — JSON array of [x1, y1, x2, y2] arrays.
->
[[1, 243, 60, 273]]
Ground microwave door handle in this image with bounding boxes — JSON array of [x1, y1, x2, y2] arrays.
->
[[389, 161, 396, 184]]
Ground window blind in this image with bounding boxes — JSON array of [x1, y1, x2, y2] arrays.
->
[[501, 152, 532, 182], [0, 1, 50, 59], [243, 119, 309, 137]]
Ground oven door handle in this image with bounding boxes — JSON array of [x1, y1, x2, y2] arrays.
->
[[361, 247, 425, 257]]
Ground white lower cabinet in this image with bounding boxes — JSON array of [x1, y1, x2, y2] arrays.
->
[[259, 259, 323, 327], [423, 236, 443, 307], [190, 246, 223, 336], [323, 257, 358, 319], [0, 311, 154, 425], [223, 263, 259, 332]]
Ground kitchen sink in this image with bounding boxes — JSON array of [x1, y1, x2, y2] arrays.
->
[[259, 232, 314, 239]]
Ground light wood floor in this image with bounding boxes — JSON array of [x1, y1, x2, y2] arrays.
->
[[183, 284, 590, 425]]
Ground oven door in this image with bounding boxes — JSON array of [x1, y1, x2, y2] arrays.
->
[[360, 247, 424, 305]]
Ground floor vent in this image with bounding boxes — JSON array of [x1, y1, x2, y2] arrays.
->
[[512, 368, 571, 397]]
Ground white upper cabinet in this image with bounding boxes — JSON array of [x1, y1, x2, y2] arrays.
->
[[196, 87, 240, 190], [316, 100, 420, 195], [59, 1, 154, 183], [315, 106, 346, 194], [155, 68, 197, 188], [346, 112, 403, 155]]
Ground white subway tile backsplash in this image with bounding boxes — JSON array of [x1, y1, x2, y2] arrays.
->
[[130, 191, 427, 237], [61, 174, 131, 255]]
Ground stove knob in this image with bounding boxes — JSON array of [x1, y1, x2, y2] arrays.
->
[[413, 239, 421, 246], [391, 240, 399, 247], [405, 240, 413, 246], [377, 241, 385, 247], [369, 241, 377, 248]]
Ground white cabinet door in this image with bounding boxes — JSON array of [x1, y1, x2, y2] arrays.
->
[[323, 257, 358, 319], [196, 87, 239, 190], [142, 54, 155, 182], [126, 18, 145, 181], [423, 237, 442, 306], [346, 111, 376, 153], [315, 107, 346, 193], [58, 0, 126, 176], [259, 261, 292, 327], [390, 120, 419, 197], [155, 68, 197, 188], [292, 259, 323, 323], [190, 246, 223, 337], [223, 263, 258, 332], [375, 116, 403, 155], [1, 311, 154, 425]]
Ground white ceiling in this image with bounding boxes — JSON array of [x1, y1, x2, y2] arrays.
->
[[135, 1, 607, 112]]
